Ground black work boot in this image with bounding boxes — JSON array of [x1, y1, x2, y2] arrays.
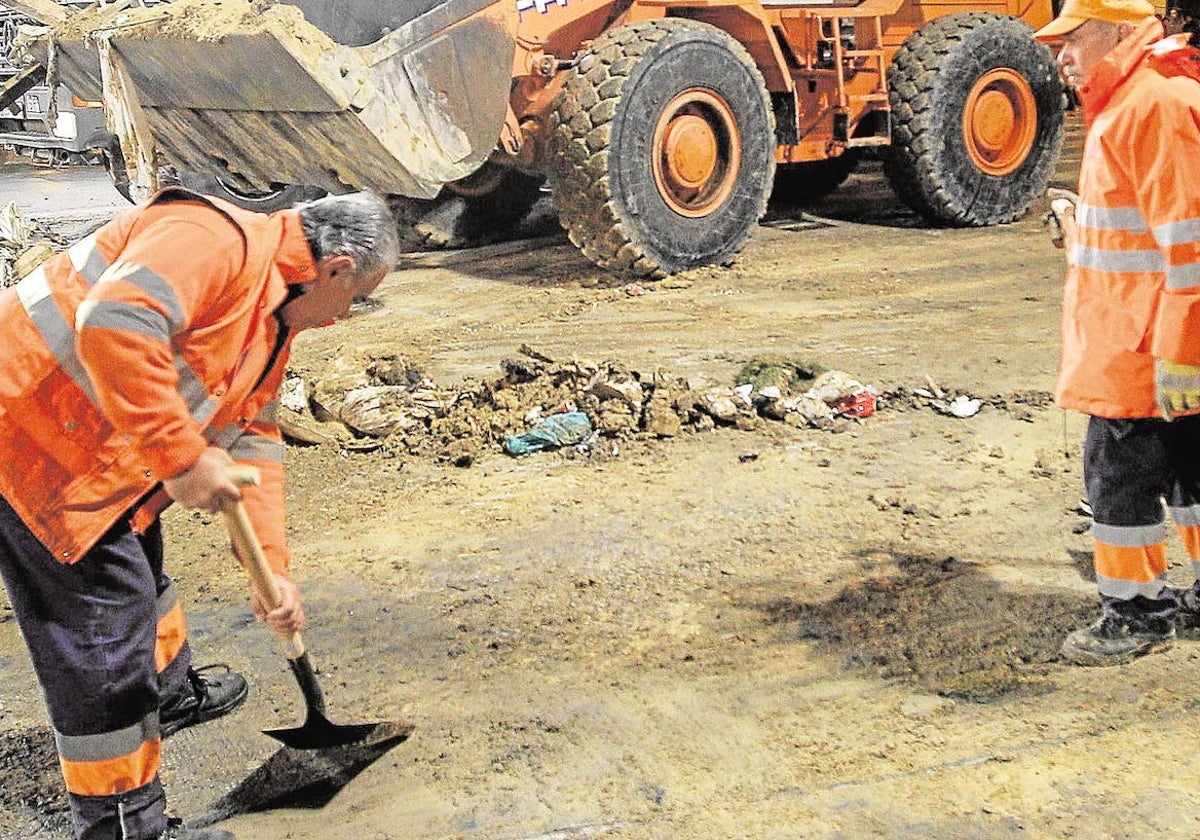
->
[[158, 817, 235, 839], [1061, 597, 1176, 666], [159, 664, 249, 738]]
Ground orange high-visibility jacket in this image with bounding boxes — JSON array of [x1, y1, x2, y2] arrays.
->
[[1057, 20, 1200, 418], [0, 188, 315, 571]]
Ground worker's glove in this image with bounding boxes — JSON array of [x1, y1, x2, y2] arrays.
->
[[1043, 188, 1080, 250], [1155, 359, 1200, 420]]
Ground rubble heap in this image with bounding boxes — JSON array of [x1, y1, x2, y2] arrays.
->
[[280, 345, 890, 466], [0, 202, 63, 287]]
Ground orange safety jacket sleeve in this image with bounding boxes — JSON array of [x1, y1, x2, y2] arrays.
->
[[1144, 80, 1200, 365], [228, 408, 292, 575], [75, 213, 246, 483]]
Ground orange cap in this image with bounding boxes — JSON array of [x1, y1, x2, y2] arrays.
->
[[1033, 0, 1156, 40]]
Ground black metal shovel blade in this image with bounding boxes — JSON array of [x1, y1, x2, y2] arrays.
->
[[267, 651, 411, 750], [263, 712, 408, 751]]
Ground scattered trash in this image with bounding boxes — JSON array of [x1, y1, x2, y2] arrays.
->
[[724, 363, 880, 428], [588, 367, 644, 411], [802, 370, 878, 419], [910, 376, 983, 418], [0, 202, 34, 250], [279, 375, 309, 413], [270, 346, 1048, 465], [276, 409, 354, 446], [0, 202, 60, 287], [832, 390, 878, 418], [806, 370, 864, 403], [787, 395, 838, 424], [0, 203, 70, 288], [504, 411, 593, 456], [947, 395, 982, 418], [339, 385, 442, 437], [884, 385, 1052, 421]]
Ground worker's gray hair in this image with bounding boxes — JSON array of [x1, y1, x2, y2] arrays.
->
[[297, 191, 400, 277]]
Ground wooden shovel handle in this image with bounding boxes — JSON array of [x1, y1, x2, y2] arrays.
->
[[221, 465, 306, 659]]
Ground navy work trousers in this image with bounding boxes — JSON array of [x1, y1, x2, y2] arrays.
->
[[1085, 414, 1200, 529], [1084, 414, 1200, 610], [0, 494, 189, 840]]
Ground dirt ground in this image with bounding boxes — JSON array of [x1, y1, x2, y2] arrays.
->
[[6, 113, 1200, 840]]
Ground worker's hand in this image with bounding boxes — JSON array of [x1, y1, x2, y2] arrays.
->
[[1156, 359, 1200, 420], [1044, 187, 1080, 250], [251, 573, 306, 635], [163, 447, 241, 512]]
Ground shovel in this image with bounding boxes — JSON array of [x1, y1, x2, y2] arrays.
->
[[220, 466, 407, 750]]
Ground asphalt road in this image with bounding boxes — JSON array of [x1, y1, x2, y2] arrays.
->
[[1, 159, 130, 240]]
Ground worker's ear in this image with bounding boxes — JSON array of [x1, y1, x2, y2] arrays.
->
[[314, 254, 357, 286]]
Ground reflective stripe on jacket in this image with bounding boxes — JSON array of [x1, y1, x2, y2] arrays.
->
[[0, 188, 313, 570], [1057, 20, 1200, 418]]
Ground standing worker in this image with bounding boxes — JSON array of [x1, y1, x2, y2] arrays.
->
[[1039, 0, 1200, 665], [1164, 0, 1200, 44], [0, 187, 399, 839]]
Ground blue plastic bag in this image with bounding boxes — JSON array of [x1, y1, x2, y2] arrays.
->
[[504, 411, 592, 455]]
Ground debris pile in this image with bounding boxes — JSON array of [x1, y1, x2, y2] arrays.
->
[[503, 411, 592, 455], [277, 343, 1058, 466], [885, 383, 1052, 422], [907, 375, 982, 418], [0, 202, 61, 287], [277, 346, 891, 466]]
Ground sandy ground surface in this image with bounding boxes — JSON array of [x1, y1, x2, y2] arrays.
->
[[6, 114, 1200, 840]]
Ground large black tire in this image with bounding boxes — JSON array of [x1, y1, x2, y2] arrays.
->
[[773, 151, 862, 204], [883, 13, 1065, 226], [548, 19, 776, 280], [176, 171, 326, 212], [388, 164, 546, 251]]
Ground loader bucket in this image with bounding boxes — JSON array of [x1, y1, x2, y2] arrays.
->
[[42, 0, 515, 199]]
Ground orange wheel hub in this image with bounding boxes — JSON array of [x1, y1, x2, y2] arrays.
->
[[962, 68, 1038, 177], [652, 89, 740, 218]]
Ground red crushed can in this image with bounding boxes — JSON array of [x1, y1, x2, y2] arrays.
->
[[832, 390, 877, 418]]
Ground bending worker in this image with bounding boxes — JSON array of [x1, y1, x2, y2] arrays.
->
[[1038, 0, 1200, 665], [0, 187, 399, 839]]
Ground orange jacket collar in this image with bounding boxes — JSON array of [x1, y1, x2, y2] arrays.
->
[[274, 209, 318, 287]]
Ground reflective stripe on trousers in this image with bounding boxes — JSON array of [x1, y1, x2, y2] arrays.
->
[[1084, 414, 1200, 602], [0, 497, 191, 839]]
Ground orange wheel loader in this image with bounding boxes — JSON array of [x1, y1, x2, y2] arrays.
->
[[2, 0, 1066, 279]]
